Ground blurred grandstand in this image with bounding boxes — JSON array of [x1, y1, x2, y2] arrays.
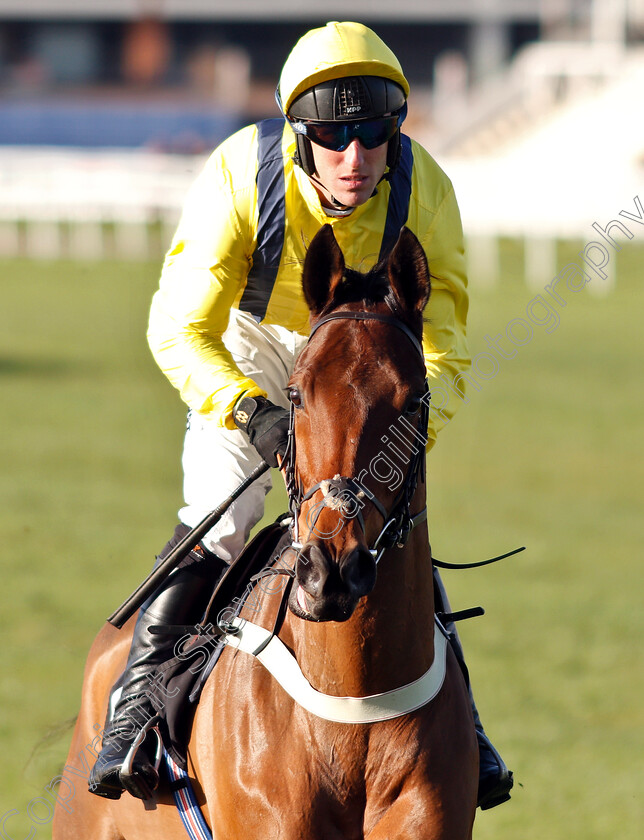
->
[[0, 0, 642, 284]]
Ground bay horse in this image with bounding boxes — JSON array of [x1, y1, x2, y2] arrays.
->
[[53, 225, 478, 840]]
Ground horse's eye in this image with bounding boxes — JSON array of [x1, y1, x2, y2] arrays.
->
[[289, 387, 302, 407], [404, 395, 422, 416]]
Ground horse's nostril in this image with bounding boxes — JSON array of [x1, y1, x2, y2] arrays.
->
[[296, 544, 328, 597], [340, 548, 376, 599], [298, 567, 322, 596], [294, 542, 376, 619]]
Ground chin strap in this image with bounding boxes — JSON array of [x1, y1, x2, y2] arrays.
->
[[306, 172, 353, 212], [307, 174, 388, 214]]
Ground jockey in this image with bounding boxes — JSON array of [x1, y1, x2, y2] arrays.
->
[[89, 21, 513, 810]]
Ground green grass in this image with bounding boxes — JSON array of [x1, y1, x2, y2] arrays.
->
[[1, 243, 642, 838]]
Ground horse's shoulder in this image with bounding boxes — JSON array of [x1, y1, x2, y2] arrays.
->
[[84, 618, 134, 685]]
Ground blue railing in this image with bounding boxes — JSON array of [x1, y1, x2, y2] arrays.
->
[[0, 99, 244, 150]]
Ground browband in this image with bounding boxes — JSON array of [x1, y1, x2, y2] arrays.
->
[[308, 310, 424, 358]]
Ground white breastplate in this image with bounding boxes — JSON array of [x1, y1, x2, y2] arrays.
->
[[220, 617, 447, 725]]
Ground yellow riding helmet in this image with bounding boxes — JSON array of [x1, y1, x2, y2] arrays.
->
[[278, 21, 409, 115], [278, 22, 410, 178]]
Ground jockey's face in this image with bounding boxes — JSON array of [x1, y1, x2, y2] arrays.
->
[[310, 138, 388, 209]]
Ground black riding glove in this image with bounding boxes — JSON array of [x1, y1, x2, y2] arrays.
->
[[233, 395, 290, 468]]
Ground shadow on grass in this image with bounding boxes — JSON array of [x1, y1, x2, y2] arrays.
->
[[0, 356, 87, 378]]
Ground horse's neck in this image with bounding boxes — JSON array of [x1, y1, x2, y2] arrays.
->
[[286, 523, 436, 698]]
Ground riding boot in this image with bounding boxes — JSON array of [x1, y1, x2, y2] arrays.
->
[[433, 567, 514, 810], [88, 525, 227, 801]]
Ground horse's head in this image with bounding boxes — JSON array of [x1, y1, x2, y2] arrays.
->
[[286, 224, 430, 623]]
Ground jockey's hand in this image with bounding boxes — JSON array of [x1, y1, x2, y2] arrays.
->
[[233, 395, 289, 468]]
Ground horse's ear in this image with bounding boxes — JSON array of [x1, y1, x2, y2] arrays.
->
[[387, 227, 431, 314], [302, 224, 345, 317]]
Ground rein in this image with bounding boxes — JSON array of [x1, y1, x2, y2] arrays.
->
[[433, 545, 526, 570], [284, 308, 430, 563]]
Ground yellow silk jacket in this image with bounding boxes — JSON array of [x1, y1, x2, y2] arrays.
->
[[147, 121, 469, 448]]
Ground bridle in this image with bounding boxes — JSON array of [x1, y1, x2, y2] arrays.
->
[[283, 308, 430, 564]]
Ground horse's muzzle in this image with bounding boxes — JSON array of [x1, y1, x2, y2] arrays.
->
[[290, 541, 376, 622]]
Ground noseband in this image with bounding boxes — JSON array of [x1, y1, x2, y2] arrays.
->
[[284, 309, 430, 563]]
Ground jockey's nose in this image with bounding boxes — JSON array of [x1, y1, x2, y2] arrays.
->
[[343, 137, 366, 162]]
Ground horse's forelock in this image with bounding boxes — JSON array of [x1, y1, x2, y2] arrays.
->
[[315, 262, 424, 342], [317, 262, 390, 315]]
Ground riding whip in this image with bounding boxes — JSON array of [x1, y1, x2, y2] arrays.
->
[[107, 460, 271, 628]]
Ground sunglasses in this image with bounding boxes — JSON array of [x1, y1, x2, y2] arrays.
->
[[290, 114, 402, 152]]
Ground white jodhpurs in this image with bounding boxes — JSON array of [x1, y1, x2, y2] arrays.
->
[[178, 309, 308, 563]]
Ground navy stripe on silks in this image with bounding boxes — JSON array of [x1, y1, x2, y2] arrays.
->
[[379, 134, 413, 261], [239, 119, 286, 321]]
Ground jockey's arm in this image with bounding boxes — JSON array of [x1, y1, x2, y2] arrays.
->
[[418, 183, 470, 450], [147, 143, 267, 430]]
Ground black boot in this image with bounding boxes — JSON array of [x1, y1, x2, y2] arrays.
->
[[88, 525, 227, 801], [433, 567, 514, 810]]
